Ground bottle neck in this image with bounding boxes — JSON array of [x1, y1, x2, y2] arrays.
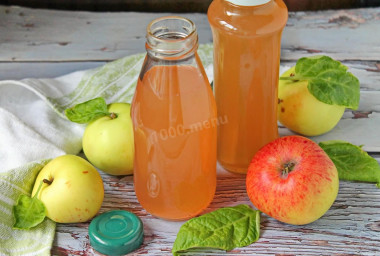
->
[[146, 16, 199, 61]]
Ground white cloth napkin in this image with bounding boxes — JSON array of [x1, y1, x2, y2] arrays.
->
[[0, 79, 83, 172]]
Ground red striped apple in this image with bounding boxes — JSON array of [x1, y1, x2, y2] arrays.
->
[[246, 135, 339, 225]]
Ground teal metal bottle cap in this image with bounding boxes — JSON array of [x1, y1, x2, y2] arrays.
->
[[89, 210, 144, 256]]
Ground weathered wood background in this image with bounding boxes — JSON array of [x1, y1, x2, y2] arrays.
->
[[2, 0, 380, 12], [1, 5, 380, 256]]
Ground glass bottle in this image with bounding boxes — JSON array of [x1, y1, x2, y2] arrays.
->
[[208, 0, 288, 173], [131, 16, 217, 220]]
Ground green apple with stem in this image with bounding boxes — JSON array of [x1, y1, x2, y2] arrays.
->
[[278, 56, 360, 136], [278, 67, 345, 136], [65, 98, 134, 175], [31, 155, 104, 223]]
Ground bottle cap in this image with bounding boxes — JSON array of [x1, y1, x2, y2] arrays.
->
[[226, 0, 270, 6], [89, 210, 144, 256]]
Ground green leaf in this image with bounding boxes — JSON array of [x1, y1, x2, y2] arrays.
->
[[172, 205, 260, 256], [65, 97, 110, 124], [13, 181, 47, 230], [319, 140, 380, 188], [282, 56, 360, 109]]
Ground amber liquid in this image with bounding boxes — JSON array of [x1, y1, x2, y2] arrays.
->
[[131, 57, 217, 220], [208, 0, 288, 173]]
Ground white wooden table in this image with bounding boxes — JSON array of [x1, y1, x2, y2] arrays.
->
[[1, 5, 380, 255]]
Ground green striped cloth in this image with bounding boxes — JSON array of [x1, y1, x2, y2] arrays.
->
[[0, 161, 55, 256], [0, 44, 214, 256]]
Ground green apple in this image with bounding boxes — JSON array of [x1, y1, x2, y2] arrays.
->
[[278, 67, 345, 136], [83, 103, 134, 175], [31, 155, 104, 223]]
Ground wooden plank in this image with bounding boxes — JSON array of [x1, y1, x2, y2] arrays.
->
[[0, 62, 105, 80], [0, 6, 212, 62], [355, 91, 380, 112], [1, 6, 380, 62], [282, 8, 380, 61], [52, 159, 380, 255]]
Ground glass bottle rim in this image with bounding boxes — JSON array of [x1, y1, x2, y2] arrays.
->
[[145, 16, 198, 60], [147, 16, 196, 43]]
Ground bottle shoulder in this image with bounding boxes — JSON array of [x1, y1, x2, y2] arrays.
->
[[207, 0, 288, 36]]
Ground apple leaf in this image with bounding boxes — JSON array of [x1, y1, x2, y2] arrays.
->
[[13, 181, 47, 230], [280, 56, 360, 109], [65, 97, 111, 124], [172, 204, 260, 256], [319, 140, 380, 188]]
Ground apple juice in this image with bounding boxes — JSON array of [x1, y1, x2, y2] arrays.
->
[[131, 17, 217, 220], [208, 0, 288, 173]]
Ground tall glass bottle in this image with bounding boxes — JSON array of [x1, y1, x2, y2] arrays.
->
[[208, 0, 288, 173], [131, 16, 217, 220]]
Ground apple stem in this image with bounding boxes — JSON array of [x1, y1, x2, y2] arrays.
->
[[109, 112, 118, 119], [33, 180, 45, 199], [43, 178, 53, 185], [279, 76, 303, 82], [281, 162, 295, 178]]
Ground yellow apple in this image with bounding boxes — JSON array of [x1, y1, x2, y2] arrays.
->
[[278, 67, 345, 136], [82, 103, 134, 175], [31, 155, 104, 223]]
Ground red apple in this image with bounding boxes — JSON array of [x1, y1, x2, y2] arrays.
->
[[246, 135, 339, 225]]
